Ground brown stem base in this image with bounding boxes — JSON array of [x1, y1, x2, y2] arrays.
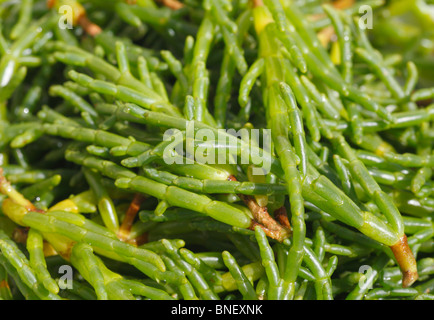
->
[[249, 221, 290, 242], [228, 175, 291, 242], [389, 235, 419, 288], [252, 0, 264, 8], [158, 0, 184, 10], [117, 193, 146, 242], [274, 206, 291, 229], [77, 15, 102, 37], [242, 195, 291, 242]]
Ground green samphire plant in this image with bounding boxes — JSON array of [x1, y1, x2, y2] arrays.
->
[[0, 0, 433, 300]]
